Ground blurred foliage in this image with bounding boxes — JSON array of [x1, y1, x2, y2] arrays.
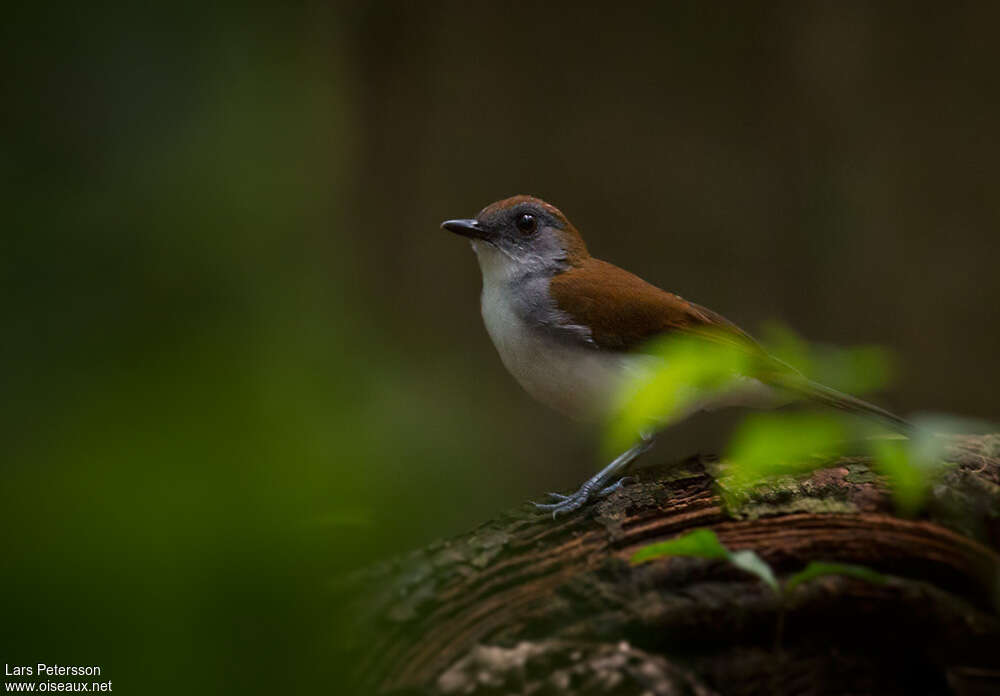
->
[[630, 528, 779, 594], [784, 561, 887, 594], [606, 322, 891, 456], [632, 529, 886, 598], [869, 413, 995, 515], [870, 438, 932, 517], [725, 411, 849, 492], [1, 3, 523, 694], [631, 527, 730, 564], [729, 549, 781, 593], [607, 331, 751, 454], [610, 330, 994, 517], [724, 411, 992, 516], [759, 322, 894, 396], [631, 529, 890, 656]]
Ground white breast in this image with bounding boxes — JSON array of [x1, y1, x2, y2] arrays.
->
[[473, 241, 642, 422], [481, 287, 639, 422]]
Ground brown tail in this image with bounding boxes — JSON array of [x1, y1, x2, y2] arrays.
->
[[769, 371, 913, 434]]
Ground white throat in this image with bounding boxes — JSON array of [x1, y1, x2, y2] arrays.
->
[[470, 239, 525, 284]]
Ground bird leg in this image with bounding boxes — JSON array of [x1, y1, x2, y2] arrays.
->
[[532, 435, 655, 518]]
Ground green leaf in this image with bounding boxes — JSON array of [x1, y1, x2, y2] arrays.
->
[[630, 528, 730, 564], [729, 549, 780, 593], [870, 438, 927, 517], [784, 561, 887, 594], [868, 414, 992, 516], [759, 322, 894, 395], [631, 529, 782, 596], [606, 332, 750, 455], [724, 412, 848, 499], [811, 344, 894, 396], [759, 321, 813, 375]]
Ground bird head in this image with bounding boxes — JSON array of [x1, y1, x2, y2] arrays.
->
[[441, 195, 589, 274]]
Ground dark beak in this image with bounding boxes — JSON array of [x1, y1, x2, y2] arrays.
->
[[441, 218, 486, 240]]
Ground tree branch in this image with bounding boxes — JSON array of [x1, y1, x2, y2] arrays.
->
[[338, 434, 1000, 696]]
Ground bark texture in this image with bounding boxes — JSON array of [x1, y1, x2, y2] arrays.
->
[[338, 435, 1000, 696]]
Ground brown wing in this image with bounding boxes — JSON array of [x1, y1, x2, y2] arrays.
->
[[548, 258, 760, 354], [548, 259, 914, 431]]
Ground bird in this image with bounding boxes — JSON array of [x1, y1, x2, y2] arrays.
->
[[441, 195, 909, 517]]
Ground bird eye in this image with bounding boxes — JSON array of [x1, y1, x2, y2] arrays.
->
[[515, 213, 537, 234]]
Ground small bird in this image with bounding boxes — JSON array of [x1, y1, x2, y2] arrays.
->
[[442, 195, 908, 517]]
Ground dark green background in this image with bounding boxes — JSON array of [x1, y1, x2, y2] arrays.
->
[[3, 2, 998, 692]]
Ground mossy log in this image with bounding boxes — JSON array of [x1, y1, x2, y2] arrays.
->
[[338, 435, 1000, 695]]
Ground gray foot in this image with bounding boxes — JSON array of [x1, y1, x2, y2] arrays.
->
[[597, 475, 635, 497], [530, 436, 654, 520], [532, 476, 635, 519]]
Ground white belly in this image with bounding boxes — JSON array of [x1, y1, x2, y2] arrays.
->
[[480, 280, 640, 422]]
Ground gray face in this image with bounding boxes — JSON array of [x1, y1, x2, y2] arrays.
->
[[441, 202, 570, 273]]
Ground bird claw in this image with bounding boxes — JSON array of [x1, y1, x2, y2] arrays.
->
[[597, 476, 635, 497], [531, 496, 584, 519], [530, 476, 635, 519]]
